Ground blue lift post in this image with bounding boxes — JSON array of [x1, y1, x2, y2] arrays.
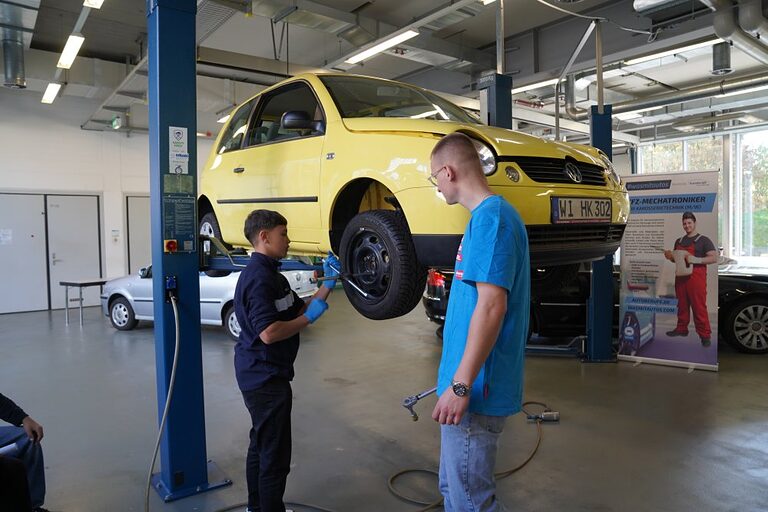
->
[[585, 104, 616, 362], [478, 73, 513, 128], [147, 0, 230, 501]]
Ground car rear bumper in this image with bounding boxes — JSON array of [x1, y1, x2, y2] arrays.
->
[[100, 296, 108, 317]]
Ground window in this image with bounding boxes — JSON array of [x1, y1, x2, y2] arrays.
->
[[736, 131, 768, 260], [246, 82, 324, 147], [639, 142, 683, 173], [319, 75, 479, 123], [217, 99, 256, 154]]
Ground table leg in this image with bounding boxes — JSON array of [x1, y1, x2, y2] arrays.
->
[[79, 287, 84, 327], [65, 286, 69, 326]]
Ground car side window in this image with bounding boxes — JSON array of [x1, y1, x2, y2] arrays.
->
[[217, 99, 256, 154], [245, 82, 324, 147]]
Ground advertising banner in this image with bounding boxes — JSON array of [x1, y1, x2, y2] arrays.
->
[[617, 172, 719, 371]]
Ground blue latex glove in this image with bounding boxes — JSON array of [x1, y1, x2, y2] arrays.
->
[[303, 298, 328, 324], [322, 252, 341, 289]]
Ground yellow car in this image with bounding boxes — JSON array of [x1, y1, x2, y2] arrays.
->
[[199, 73, 629, 320]]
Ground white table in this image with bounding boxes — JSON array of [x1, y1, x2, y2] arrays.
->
[[60, 278, 107, 326]]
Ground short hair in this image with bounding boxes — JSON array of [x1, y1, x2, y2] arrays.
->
[[431, 132, 481, 169], [244, 209, 287, 244], [682, 211, 697, 222]]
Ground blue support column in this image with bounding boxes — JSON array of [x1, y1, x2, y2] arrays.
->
[[477, 73, 513, 129], [586, 104, 616, 362], [147, 0, 230, 501]]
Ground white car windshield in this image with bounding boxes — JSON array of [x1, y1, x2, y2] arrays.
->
[[320, 75, 479, 124]]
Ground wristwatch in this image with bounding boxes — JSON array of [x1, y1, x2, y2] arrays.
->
[[451, 380, 471, 397]]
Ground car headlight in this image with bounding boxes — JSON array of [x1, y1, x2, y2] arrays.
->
[[471, 138, 497, 176], [599, 153, 621, 186]]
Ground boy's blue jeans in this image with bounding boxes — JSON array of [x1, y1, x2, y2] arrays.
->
[[439, 413, 507, 512], [0, 426, 46, 508]]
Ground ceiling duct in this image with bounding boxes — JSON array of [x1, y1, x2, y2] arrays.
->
[[700, 0, 768, 65], [633, 0, 710, 28], [737, 0, 768, 39], [712, 41, 732, 75], [0, 0, 41, 89]]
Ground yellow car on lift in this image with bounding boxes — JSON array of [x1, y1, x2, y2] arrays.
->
[[199, 73, 629, 320]]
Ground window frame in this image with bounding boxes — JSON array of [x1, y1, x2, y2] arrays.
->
[[243, 80, 327, 149]]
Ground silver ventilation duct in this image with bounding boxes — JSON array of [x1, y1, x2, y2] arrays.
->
[[0, 0, 40, 89], [2, 36, 24, 88], [712, 41, 733, 75]]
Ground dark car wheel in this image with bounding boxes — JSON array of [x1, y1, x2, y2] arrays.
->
[[723, 298, 768, 354], [224, 306, 241, 341], [200, 211, 232, 277], [110, 297, 138, 331], [339, 210, 427, 320]]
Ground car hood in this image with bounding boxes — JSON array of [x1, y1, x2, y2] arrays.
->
[[103, 274, 138, 294], [341, 118, 604, 165]]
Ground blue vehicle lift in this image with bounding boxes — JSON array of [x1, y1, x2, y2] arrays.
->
[[480, 69, 616, 362], [146, 0, 230, 502]]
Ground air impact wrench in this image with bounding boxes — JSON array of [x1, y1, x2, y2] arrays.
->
[[402, 386, 437, 421]]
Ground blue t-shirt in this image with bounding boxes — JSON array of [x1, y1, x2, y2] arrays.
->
[[437, 195, 530, 416]]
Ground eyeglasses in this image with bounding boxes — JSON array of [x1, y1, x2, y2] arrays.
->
[[428, 166, 446, 187]]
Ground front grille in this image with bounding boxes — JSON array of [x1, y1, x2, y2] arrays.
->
[[527, 224, 625, 247], [503, 157, 607, 186]]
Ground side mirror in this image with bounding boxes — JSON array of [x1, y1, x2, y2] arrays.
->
[[281, 110, 313, 130], [139, 266, 152, 279]]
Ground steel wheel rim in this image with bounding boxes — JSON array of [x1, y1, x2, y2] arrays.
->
[[734, 304, 768, 351], [111, 303, 129, 327], [348, 228, 392, 300], [200, 221, 215, 237], [228, 312, 241, 338]]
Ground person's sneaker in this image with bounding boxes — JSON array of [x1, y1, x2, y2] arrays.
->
[[666, 330, 688, 337], [701, 337, 711, 347]]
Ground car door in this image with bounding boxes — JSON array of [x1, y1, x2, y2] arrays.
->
[[205, 98, 258, 243], [229, 81, 325, 246]]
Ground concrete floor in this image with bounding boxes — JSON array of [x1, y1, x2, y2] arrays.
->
[[1, 293, 767, 512]]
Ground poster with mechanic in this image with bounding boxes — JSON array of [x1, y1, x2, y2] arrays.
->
[[617, 171, 719, 371]]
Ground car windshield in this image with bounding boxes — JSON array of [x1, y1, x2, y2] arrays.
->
[[319, 75, 479, 124]]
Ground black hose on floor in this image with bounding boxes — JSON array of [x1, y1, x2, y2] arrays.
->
[[388, 401, 550, 511]]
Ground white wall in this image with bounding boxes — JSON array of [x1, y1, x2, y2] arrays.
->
[[0, 87, 214, 278]]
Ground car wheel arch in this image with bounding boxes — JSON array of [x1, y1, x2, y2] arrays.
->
[[198, 195, 214, 220], [329, 178, 408, 254]]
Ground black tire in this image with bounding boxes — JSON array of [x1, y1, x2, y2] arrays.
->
[[199, 211, 232, 277], [109, 296, 138, 331], [339, 210, 427, 320], [723, 298, 768, 354], [531, 263, 580, 296], [224, 305, 241, 341]]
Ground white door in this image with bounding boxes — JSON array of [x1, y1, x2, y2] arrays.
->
[[0, 194, 48, 313], [47, 195, 103, 309], [127, 196, 150, 274]]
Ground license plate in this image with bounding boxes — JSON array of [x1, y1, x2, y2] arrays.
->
[[551, 197, 611, 224]]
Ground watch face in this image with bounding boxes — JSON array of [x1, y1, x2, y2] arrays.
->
[[452, 382, 469, 397]]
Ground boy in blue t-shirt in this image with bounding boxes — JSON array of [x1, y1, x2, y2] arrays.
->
[[429, 133, 530, 511]]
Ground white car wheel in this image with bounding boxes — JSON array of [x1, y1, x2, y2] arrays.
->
[[225, 306, 241, 341], [110, 297, 138, 330]]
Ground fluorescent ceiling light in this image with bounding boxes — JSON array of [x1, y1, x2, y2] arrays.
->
[[83, 0, 104, 8], [615, 112, 642, 121], [482, 0, 496, 4], [716, 84, 768, 98], [511, 78, 560, 95], [41, 83, 62, 104], [217, 114, 230, 124], [345, 30, 419, 64], [624, 39, 721, 65], [57, 33, 85, 69]]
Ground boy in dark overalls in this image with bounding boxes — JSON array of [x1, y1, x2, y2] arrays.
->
[[234, 209, 339, 512]]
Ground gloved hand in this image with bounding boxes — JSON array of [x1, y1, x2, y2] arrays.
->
[[303, 298, 328, 324], [322, 252, 341, 289], [686, 254, 702, 264]]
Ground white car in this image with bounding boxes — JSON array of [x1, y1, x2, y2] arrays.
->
[[101, 260, 318, 340]]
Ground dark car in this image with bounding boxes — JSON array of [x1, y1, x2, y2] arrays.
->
[[423, 265, 768, 354]]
